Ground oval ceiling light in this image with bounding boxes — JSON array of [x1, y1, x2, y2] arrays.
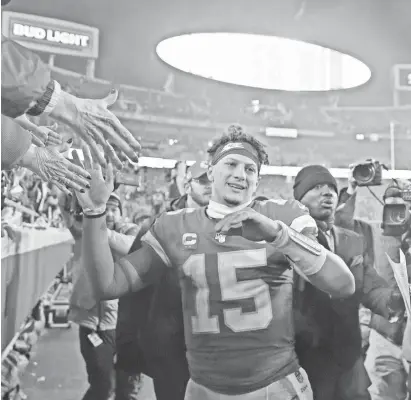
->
[[156, 33, 371, 91]]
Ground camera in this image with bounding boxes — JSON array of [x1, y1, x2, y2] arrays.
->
[[381, 185, 411, 236], [400, 188, 411, 202], [381, 202, 410, 236], [352, 159, 383, 186]]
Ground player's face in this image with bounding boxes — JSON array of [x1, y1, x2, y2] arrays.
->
[[209, 154, 259, 206], [187, 175, 212, 206], [300, 183, 338, 221], [106, 202, 121, 230]]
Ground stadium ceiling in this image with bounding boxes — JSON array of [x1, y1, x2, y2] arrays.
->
[[7, 0, 411, 106], [156, 33, 372, 91]]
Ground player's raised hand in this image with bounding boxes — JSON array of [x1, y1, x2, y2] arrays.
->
[[214, 207, 282, 242], [50, 89, 141, 169], [72, 146, 114, 213]]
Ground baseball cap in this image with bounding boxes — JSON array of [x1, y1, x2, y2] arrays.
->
[[186, 162, 208, 181], [107, 192, 123, 215]]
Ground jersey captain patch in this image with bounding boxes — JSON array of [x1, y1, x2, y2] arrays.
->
[[182, 233, 198, 249]]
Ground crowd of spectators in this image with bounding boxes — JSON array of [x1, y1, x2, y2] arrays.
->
[[2, 157, 385, 239], [1, 169, 63, 231], [51, 66, 411, 138], [46, 67, 411, 170]]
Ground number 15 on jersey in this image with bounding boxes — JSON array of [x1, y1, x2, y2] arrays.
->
[[182, 249, 273, 334]]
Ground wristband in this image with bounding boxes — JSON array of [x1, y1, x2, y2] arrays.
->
[[83, 206, 106, 218], [84, 210, 106, 219], [27, 80, 61, 116], [271, 221, 327, 276]]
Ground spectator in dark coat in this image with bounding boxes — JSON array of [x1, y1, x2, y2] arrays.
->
[[292, 165, 405, 400]]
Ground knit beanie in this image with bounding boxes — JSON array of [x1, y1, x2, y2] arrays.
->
[[293, 165, 338, 201]]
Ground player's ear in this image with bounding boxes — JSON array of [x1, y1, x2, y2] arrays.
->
[[184, 181, 191, 195], [255, 173, 261, 190], [207, 165, 214, 182]]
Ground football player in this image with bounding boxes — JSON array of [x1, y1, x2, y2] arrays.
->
[[76, 126, 355, 399]]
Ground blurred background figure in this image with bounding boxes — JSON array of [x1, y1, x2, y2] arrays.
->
[[168, 161, 187, 199]]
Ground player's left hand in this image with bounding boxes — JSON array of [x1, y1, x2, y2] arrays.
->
[[214, 207, 282, 242]]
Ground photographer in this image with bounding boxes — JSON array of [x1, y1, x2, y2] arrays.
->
[[293, 165, 405, 400], [336, 165, 411, 400]]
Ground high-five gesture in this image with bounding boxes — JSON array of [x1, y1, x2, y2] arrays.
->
[[72, 147, 114, 214], [50, 89, 141, 169]]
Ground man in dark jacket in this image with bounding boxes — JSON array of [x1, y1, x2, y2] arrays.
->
[[293, 165, 405, 400], [115, 162, 211, 400]]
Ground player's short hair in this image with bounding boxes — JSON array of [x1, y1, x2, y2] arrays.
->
[[207, 125, 269, 171]]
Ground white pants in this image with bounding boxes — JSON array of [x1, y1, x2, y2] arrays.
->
[[184, 368, 313, 400], [365, 330, 409, 400]]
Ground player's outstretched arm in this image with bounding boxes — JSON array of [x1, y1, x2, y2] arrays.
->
[[301, 249, 355, 298], [82, 216, 152, 299], [270, 221, 355, 298], [73, 148, 148, 300]]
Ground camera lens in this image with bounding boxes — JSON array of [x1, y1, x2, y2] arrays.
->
[[402, 189, 411, 202], [353, 164, 375, 184], [388, 208, 406, 224]]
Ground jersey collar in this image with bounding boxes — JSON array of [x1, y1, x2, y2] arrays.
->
[[206, 199, 253, 220]]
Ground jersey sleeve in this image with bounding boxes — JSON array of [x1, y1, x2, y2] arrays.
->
[[256, 199, 318, 240], [116, 243, 167, 290], [116, 214, 173, 288]]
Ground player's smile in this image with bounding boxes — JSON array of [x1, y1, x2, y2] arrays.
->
[[227, 182, 246, 192]]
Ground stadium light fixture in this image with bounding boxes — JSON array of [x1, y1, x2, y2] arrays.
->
[[156, 33, 371, 91]]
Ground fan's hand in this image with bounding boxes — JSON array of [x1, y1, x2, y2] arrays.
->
[[50, 89, 141, 169], [18, 140, 91, 196]]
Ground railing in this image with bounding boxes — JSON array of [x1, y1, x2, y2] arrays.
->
[[1, 227, 74, 351]]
